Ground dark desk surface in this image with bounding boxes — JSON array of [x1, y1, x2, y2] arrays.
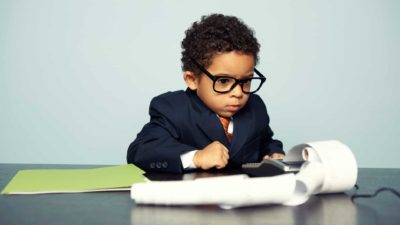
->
[[0, 164, 399, 225]]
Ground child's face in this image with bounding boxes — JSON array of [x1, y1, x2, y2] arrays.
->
[[186, 51, 255, 118]]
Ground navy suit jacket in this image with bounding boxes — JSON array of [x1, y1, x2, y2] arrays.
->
[[127, 89, 283, 173]]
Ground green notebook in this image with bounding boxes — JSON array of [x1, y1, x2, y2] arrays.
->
[[1, 164, 146, 194]]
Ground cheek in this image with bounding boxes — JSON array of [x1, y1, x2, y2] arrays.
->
[[197, 90, 223, 110], [242, 95, 250, 103], [196, 80, 215, 100], [197, 89, 216, 104]]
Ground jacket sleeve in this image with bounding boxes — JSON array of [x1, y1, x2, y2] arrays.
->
[[263, 126, 284, 157], [253, 95, 285, 160], [127, 94, 194, 173]]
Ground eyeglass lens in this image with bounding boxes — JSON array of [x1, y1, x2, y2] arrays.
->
[[214, 77, 262, 93]]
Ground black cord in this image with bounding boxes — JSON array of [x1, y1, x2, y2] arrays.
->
[[351, 184, 400, 202]]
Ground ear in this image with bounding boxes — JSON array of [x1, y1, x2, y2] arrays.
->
[[183, 71, 198, 91]]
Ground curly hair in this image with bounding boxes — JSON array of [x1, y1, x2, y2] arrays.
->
[[181, 14, 260, 75]]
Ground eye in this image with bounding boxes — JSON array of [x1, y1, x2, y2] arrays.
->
[[216, 78, 232, 84]]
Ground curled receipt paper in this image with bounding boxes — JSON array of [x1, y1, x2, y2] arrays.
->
[[131, 140, 358, 208]]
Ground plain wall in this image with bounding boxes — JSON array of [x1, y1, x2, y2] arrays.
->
[[1, 0, 399, 168]]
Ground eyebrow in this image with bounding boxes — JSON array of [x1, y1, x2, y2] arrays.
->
[[213, 72, 254, 78]]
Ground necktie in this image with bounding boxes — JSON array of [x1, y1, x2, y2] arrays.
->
[[219, 116, 232, 142]]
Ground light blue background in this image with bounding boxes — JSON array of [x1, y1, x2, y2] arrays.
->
[[1, 0, 399, 168]]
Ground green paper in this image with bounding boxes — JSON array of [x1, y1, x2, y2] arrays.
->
[[1, 164, 145, 194]]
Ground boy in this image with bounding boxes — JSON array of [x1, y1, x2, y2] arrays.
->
[[127, 14, 285, 173]]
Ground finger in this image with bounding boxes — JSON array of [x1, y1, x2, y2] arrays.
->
[[271, 153, 285, 159], [216, 156, 228, 168], [222, 150, 229, 159], [221, 156, 228, 165], [216, 162, 227, 169], [263, 155, 270, 160]]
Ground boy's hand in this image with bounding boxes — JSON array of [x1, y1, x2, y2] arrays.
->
[[263, 153, 285, 160], [193, 141, 229, 170]]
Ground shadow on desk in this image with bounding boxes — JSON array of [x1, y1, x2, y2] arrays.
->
[[131, 194, 357, 225], [144, 169, 244, 181]]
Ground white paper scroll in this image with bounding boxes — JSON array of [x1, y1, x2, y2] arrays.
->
[[131, 174, 296, 208], [283, 161, 326, 206], [131, 140, 358, 208], [285, 140, 358, 194]]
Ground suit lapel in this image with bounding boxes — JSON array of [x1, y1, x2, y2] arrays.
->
[[197, 111, 230, 146], [229, 105, 252, 157], [187, 89, 229, 146]]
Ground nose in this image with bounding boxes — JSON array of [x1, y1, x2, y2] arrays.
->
[[230, 83, 244, 98]]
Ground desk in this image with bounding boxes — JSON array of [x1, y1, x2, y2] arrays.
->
[[0, 164, 399, 225]]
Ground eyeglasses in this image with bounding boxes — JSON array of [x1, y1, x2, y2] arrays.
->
[[190, 58, 266, 94]]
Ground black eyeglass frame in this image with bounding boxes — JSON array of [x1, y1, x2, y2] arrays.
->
[[190, 58, 267, 94]]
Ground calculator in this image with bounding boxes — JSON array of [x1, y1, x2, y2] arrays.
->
[[241, 159, 304, 177]]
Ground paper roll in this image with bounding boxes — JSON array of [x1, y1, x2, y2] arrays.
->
[[290, 140, 358, 194], [131, 174, 296, 207], [296, 161, 325, 194], [284, 161, 325, 206], [302, 147, 321, 162]]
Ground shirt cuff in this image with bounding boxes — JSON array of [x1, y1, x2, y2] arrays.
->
[[180, 150, 198, 169]]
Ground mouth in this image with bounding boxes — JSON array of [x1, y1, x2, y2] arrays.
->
[[225, 104, 242, 112]]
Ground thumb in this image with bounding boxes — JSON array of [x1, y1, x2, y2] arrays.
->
[[263, 155, 270, 160]]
